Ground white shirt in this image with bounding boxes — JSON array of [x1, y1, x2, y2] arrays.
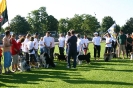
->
[[27, 41, 35, 54], [43, 36, 52, 47], [39, 40, 44, 49], [92, 36, 101, 45], [34, 38, 38, 49], [82, 38, 89, 48], [105, 37, 112, 47], [50, 37, 55, 47], [58, 37, 65, 47], [77, 38, 83, 52], [23, 38, 29, 52], [65, 35, 71, 43]]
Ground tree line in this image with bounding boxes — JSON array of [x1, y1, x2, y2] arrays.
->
[[1, 6, 133, 36]]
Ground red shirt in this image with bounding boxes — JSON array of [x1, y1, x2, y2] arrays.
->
[[0, 48, 2, 56], [17, 41, 22, 50], [10, 38, 19, 55]]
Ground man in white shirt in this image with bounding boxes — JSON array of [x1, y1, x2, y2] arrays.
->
[[33, 33, 39, 61], [58, 33, 65, 55], [92, 32, 101, 61], [43, 31, 52, 56]]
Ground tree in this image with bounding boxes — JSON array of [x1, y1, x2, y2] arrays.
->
[[81, 14, 100, 34], [10, 15, 31, 34], [101, 16, 115, 32], [46, 15, 58, 32], [27, 7, 48, 34], [121, 18, 133, 34], [58, 18, 69, 33]]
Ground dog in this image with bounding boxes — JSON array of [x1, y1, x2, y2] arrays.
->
[[130, 52, 133, 60], [44, 53, 55, 68], [104, 53, 113, 62], [39, 53, 46, 68], [57, 54, 67, 61], [77, 52, 91, 64], [19, 56, 30, 72], [54, 53, 59, 58]]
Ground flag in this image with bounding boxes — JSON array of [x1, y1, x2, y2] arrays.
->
[[0, 0, 8, 27], [107, 23, 116, 38]]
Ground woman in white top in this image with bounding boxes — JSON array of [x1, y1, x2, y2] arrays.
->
[[82, 35, 89, 55], [58, 33, 65, 55], [104, 33, 112, 54], [92, 32, 101, 61], [65, 31, 71, 55], [27, 36, 37, 67], [39, 37, 44, 54], [76, 34, 83, 55]]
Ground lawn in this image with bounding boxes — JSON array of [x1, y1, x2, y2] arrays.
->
[[0, 43, 133, 88]]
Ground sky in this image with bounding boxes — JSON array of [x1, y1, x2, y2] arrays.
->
[[1, 0, 133, 27]]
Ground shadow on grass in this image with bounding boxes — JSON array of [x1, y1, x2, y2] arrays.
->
[[63, 80, 133, 86]]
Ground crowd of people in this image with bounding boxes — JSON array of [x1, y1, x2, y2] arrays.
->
[[0, 29, 133, 74]]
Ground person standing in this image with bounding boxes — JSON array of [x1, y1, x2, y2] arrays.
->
[[65, 31, 71, 56], [117, 30, 127, 59], [126, 34, 133, 58], [67, 30, 77, 68], [82, 35, 89, 55], [50, 35, 55, 61], [92, 32, 101, 61], [10, 34, 19, 72], [58, 33, 65, 55], [43, 31, 52, 56], [2, 30, 13, 74], [39, 37, 44, 55]]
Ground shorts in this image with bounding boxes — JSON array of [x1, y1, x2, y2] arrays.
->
[[118, 45, 125, 52], [12, 54, 18, 65], [4, 51, 12, 68]]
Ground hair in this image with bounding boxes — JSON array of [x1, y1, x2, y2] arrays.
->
[[11, 33, 16, 37], [19, 37, 25, 43], [67, 31, 71, 36], [107, 33, 111, 37], [60, 33, 63, 37], [71, 30, 75, 34], [120, 30, 124, 32], [5, 30, 10, 36], [26, 33, 31, 38], [46, 31, 50, 34], [77, 34, 80, 38], [30, 36, 34, 41]]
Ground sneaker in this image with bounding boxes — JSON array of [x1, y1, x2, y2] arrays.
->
[[8, 70, 15, 73], [67, 66, 71, 68]]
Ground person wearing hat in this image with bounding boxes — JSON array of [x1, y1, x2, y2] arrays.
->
[[92, 32, 101, 61]]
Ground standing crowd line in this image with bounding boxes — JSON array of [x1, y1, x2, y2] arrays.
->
[[0, 29, 133, 74]]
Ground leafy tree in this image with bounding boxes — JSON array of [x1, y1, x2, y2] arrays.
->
[[121, 18, 133, 34], [10, 15, 31, 34], [101, 16, 115, 32], [46, 15, 58, 32]]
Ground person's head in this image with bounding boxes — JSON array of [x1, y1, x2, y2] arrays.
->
[[11, 33, 16, 38], [76, 34, 80, 38], [26, 33, 31, 39], [106, 33, 111, 37], [60, 33, 63, 37], [119, 30, 124, 34], [19, 37, 25, 43], [34, 32, 39, 38], [46, 31, 50, 37], [67, 31, 71, 36], [5, 30, 10, 37], [70, 30, 75, 35], [94, 32, 98, 36], [127, 33, 130, 38], [30, 36, 34, 41], [40, 37, 43, 41], [84, 34, 87, 38]]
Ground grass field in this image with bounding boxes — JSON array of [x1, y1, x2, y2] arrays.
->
[[0, 43, 133, 88]]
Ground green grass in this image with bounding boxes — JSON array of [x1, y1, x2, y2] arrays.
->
[[0, 43, 133, 88]]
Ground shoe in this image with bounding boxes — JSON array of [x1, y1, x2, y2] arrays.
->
[[67, 66, 71, 68], [8, 70, 15, 73]]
